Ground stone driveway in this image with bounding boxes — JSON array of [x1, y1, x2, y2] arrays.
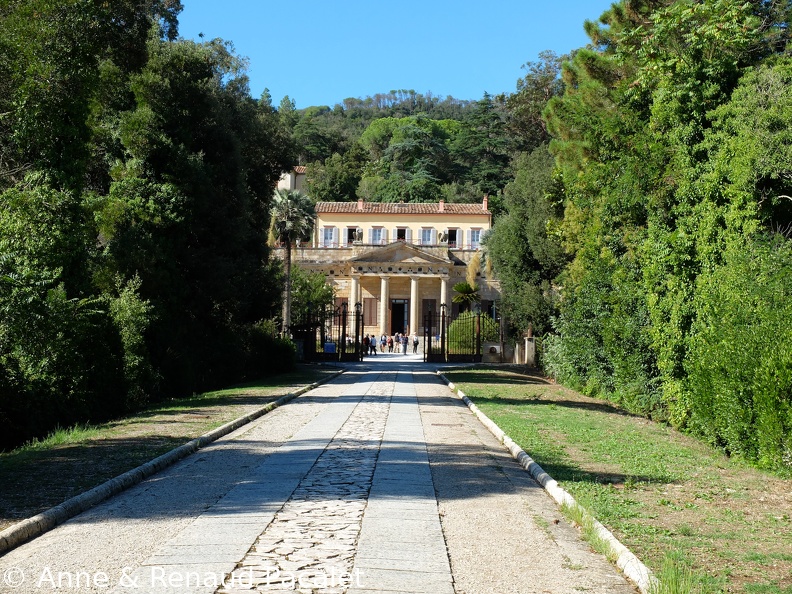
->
[[0, 360, 636, 594]]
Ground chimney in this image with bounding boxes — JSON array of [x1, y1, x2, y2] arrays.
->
[[482, 194, 489, 211], [357, 198, 364, 211], [438, 199, 445, 213]]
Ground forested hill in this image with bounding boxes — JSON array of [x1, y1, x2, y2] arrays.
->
[[284, 91, 473, 170], [278, 54, 563, 209]]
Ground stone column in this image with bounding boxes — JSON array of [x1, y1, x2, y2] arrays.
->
[[349, 274, 360, 306], [410, 276, 419, 335], [349, 274, 360, 336], [440, 276, 449, 308], [379, 276, 389, 337]]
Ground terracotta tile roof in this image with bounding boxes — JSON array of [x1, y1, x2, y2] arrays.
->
[[294, 165, 307, 174], [316, 201, 489, 215]]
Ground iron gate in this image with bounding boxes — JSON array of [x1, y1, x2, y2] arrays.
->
[[291, 302, 364, 362], [423, 307, 446, 363], [424, 304, 485, 363]]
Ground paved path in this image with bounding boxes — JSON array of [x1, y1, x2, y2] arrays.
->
[[0, 360, 636, 593]]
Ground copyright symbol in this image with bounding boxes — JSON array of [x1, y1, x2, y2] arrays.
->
[[3, 567, 25, 587]]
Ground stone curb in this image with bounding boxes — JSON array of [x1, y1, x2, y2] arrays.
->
[[0, 369, 344, 556], [436, 371, 657, 594]]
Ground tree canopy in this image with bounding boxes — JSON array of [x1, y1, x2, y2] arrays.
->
[[0, 1, 293, 449], [537, 0, 792, 470]]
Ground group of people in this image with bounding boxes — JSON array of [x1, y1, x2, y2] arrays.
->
[[362, 332, 419, 355]]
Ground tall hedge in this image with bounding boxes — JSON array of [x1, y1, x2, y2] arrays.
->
[[686, 237, 792, 469], [0, 2, 294, 450], [538, 1, 792, 471]]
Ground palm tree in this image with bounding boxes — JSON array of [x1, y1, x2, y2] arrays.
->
[[452, 281, 481, 312], [269, 189, 315, 334]]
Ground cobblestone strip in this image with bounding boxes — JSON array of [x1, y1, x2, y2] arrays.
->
[[109, 372, 374, 594], [218, 373, 394, 594], [348, 371, 454, 594]]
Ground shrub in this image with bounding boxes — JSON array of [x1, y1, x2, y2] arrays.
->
[[685, 235, 792, 470], [543, 252, 663, 418], [246, 320, 296, 377], [447, 312, 499, 354], [107, 275, 157, 409], [0, 186, 127, 448], [542, 332, 583, 389]]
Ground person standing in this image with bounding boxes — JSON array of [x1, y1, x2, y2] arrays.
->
[[412, 332, 419, 354], [402, 333, 408, 355]]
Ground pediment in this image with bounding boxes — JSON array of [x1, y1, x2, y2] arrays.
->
[[349, 242, 451, 265]]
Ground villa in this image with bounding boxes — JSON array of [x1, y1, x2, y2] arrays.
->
[[287, 196, 501, 338]]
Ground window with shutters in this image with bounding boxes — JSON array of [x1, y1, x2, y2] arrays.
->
[[470, 228, 482, 249], [363, 298, 378, 325], [322, 226, 336, 248], [421, 228, 434, 245], [370, 227, 384, 245]]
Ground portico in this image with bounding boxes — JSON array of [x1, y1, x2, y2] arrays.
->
[[346, 242, 455, 336], [286, 240, 478, 338]]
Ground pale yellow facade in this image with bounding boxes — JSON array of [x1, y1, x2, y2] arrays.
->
[[276, 166, 307, 192], [286, 198, 501, 338], [313, 198, 490, 250]]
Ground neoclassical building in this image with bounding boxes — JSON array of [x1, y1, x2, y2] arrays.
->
[[288, 197, 501, 337]]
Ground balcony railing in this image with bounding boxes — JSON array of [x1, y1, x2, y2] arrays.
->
[[315, 239, 479, 250]]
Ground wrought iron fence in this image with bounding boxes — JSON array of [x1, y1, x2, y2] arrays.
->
[[423, 307, 447, 363], [291, 303, 364, 362], [424, 304, 491, 363]]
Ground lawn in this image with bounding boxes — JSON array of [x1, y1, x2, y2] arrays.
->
[[0, 365, 338, 532], [442, 366, 792, 594]]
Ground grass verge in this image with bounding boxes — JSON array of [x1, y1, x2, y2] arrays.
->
[[0, 365, 338, 532], [443, 366, 792, 594]]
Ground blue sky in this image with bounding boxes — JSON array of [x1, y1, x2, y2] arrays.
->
[[177, 1, 615, 109]]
